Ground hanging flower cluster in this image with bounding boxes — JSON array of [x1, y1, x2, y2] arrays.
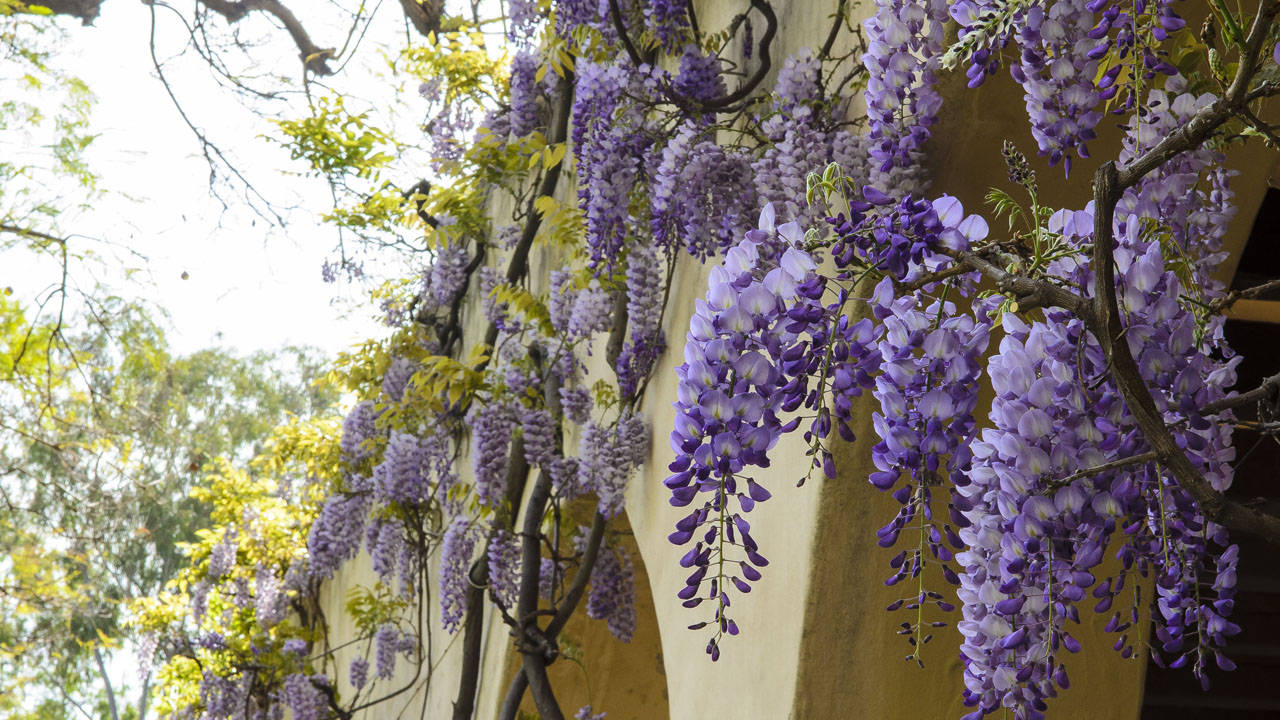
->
[[862, 0, 948, 195], [666, 205, 882, 658]]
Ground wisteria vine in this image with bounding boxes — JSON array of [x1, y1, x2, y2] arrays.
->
[[145, 1, 1280, 720]]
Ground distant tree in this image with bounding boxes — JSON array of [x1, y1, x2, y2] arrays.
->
[[0, 295, 337, 719]]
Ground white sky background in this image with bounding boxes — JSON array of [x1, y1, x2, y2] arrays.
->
[[7, 0, 430, 357]]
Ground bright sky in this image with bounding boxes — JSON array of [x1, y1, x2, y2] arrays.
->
[[8, 0, 417, 357]]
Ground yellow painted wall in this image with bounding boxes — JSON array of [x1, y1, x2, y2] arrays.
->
[[319, 2, 1278, 718]]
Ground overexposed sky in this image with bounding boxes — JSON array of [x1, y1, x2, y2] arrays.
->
[[7, 0, 424, 356]]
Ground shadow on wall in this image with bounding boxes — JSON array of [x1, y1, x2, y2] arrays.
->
[[505, 508, 671, 720]]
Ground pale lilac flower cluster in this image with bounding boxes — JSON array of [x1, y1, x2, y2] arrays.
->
[[254, 565, 286, 628], [487, 529, 521, 608], [617, 240, 667, 397], [955, 202, 1241, 717], [667, 206, 880, 658], [468, 400, 516, 506], [573, 60, 652, 273], [559, 385, 593, 425], [579, 532, 636, 642], [427, 242, 471, 307], [349, 656, 369, 690], [578, 413, 648, 517], [1116, 79, 1236, 291], [548, 270, 576, 335], [307, 491, 372, 580], [382, 356, 417, 403], [375, 622, 399, 679], [428, 103, 476, 173], [367, 518, 405, 587], [651, 121, 758, 258], [340, 400, 378, 464], [539, 556, 562, 600], [753, 51, 864, 225], [440, 516, 478, 632], [568, 280, 615, 338], [208, 529, 237, 579], [199, 671, 242, 719], [281, 673, 324, 720], [521, 408, 557, 468], [645, 0, 688, 48], [555, 0, 614, 45], [1008, 0, 1104, 173], [575, 705, 608, 720], [374, 431, 428, 505], [509, 50, 541, 138], [507, 0, 540, 44], [861, 0, 948, 195], [673, 46, 724, 104]]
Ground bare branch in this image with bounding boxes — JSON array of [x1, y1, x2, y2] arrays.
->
[[396, 0, 443, 38], [938, 247, 1091, 315], [1209, 277, 1280, 311], [1202, 370, 1280, 415], [195, 0, 336, 75]]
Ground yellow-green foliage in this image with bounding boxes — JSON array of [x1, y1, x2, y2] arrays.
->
[[274, 94, 395, 179], [130, 415, 342, 717]]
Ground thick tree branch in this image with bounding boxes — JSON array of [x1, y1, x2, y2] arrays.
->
[[820, 0, 849, 61], [397, 0, 443, 38], [938, 247, 1091, 316], [515, 472, 562, 720], [1209, 277, 1280, 311], [608, 0, 777, 112], [31, 0, 102, 23], [452, 439, 530, 720], [498, 670, 530, 720], [1114, 0, 1280, 190], [1090, 159, 1280, 545], [0, 224, 66, 247], [93, 645, 121, 720], [547, 512, 605, 638], [1202, 370, 1280, 414], [195, 0, 336, 75]]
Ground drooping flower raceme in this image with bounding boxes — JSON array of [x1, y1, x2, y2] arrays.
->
[[827, 194, 992, 654], [861, 0, 948, 196], [440, 516, 479, 633], [666, 205, 881, 658], [616, 239, 668, 398], [955, 199, 1241, 717], [573, 60, 654, 274], [1007, 0, 1105, 174]]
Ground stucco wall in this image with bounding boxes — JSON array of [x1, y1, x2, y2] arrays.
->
[[318, 1, 1277, 718]]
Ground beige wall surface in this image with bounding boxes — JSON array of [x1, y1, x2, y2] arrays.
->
[[319, 1, 1276, 718]]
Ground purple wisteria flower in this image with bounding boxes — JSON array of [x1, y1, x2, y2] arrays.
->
[[579, 531, 636, 642], [281, 674, 324, 720], [861, 0, 947, 195], [956, 192, 1241, 716], [340, 399, 378, 464], [487, 528, 521, 608], [652, 121, 758, 259], [617, 240, 668, 397], [667, 204, 881, 658], [307, 491, 372, 580], [508, 50, 542, 138], [440, 516, 478, 633]]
